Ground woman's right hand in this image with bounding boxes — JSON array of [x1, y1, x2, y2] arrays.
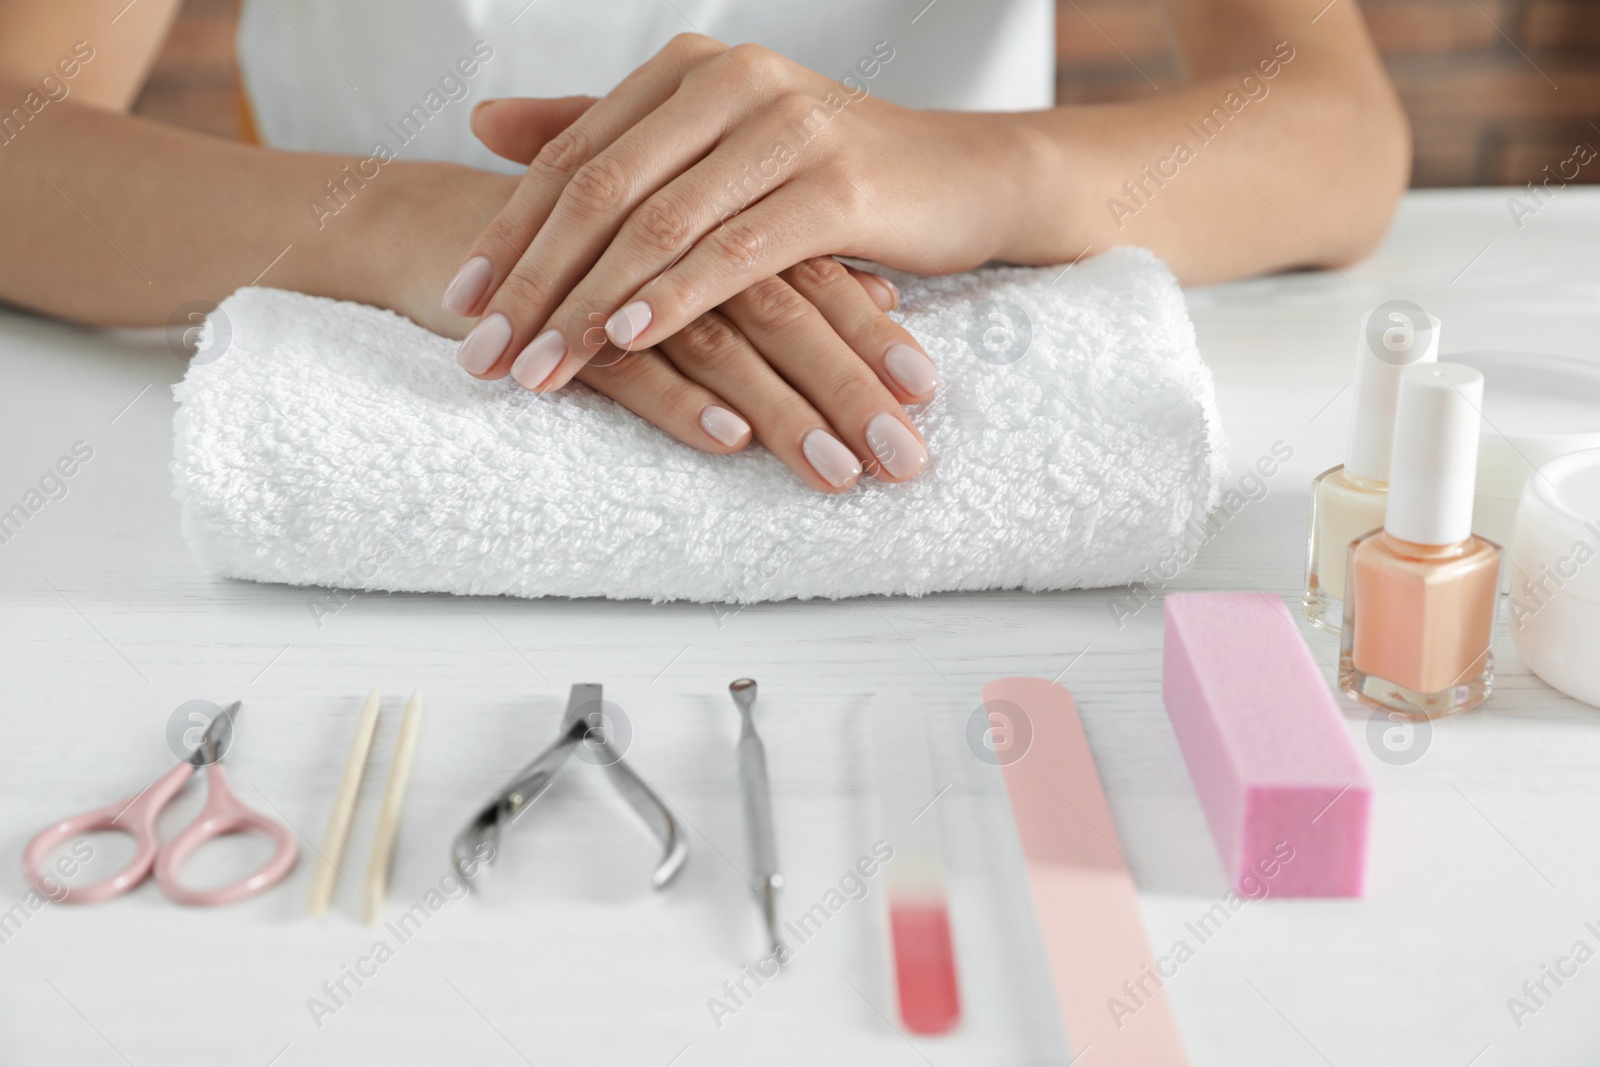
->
[[453, 97, 939, 492]]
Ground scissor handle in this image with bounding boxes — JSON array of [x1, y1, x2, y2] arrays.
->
[[22, 762, 196, 904], [154, 763, 298, 906]]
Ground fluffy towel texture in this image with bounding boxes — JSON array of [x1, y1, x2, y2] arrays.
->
[[172, 248, 1223, 603]]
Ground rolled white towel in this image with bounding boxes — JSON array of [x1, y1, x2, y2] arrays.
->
[[171, 247, 1224, 603]]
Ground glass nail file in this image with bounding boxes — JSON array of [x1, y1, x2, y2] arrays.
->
[[868, 691, 961, 1036]]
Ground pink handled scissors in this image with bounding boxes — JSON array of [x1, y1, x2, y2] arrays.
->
[[23, 701, 298, 906]]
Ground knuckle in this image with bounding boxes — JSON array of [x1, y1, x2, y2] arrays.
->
[[646, 272, 698, 326], [743, 277, 812, 331], [494, 267, 557, 311], [708, 219, 768, 273], [564, 154, 631, 215], [772, 91, 830, 132], [677, 314, 744, 369], [820, 366, 873, 410], [532, 124, 592, 179], [598, 348, 656, 388], [666, 32, 719, 64], [789, 255, 849, 292], [726, 42, 787, 84], [824, 148, 870, 199], [631, 195, 695, 255], [804, 173, 864, 228]]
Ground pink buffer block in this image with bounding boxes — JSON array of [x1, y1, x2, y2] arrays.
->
[[1162, 592, 1373, 897]]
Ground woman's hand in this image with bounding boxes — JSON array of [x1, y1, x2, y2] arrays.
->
[[440, 34, 1027, 395], [452, 90, 940, 491], [564, 258, 933, 491]]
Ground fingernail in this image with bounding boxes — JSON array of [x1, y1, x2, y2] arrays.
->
[[801, 428, 862, 488], [862, 273, 899, 311], [699, 405, 750, 447], [866, 412, 929, 480], [884, 343, 939, 396], [511, 329, 567, 390], [455, 312, 513, 375], [606, 301, 652, 348], [441, 256, 494, 315], [471, 99, 498, 122]]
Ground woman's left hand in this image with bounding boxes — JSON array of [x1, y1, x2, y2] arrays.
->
[[440, 33, 1028, 392]]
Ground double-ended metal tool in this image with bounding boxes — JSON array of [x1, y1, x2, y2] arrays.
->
[[451, 683, 687, 891], [730, 678, 782, 955]]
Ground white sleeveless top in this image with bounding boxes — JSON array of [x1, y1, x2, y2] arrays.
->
[[236, 0, 1054, 173]]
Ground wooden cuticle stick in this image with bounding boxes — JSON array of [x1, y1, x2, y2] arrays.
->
[[361, 689, 422, 925], [308, 688, 383, 917]]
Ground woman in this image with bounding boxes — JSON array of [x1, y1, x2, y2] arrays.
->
[[0, 0, 1408, 492]]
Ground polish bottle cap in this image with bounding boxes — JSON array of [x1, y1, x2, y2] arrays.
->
[[1385, 363, 1485, 546], [1346, 305, 1440, 482]]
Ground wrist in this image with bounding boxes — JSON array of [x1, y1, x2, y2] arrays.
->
[[981, 109, 1101, 265], [332, 160, 517, 338]]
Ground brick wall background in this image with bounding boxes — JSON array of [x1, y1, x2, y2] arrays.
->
[[1055, 0, 1600, 186], [133, 0, 1600, 188]]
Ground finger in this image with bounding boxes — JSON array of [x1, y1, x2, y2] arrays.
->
[[441, 33, 723, 324], [722, 277, 928, 482], [596, 181, 837, 359], [843, 267, 898, 312], [520, 113, 804, 392], [467, 81, 748, 387], [470, 96, 598, 165], [783, 258, 936, 403], [471, 41, 812, 387], [570, 346, 752, 455], [660, 309, 863, 493]]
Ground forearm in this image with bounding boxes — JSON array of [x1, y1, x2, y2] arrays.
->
[[0, 0, 182, 111], [0, 86, 514, 335], [993, 4, 1408, 283]]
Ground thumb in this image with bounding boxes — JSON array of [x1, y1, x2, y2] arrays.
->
[[470, 95, 598, 164]]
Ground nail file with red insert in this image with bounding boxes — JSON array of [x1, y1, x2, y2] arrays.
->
[[867, 691, 962, 1036]]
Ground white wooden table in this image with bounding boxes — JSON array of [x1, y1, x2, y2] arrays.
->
[[1, 189, 1597, 1066]]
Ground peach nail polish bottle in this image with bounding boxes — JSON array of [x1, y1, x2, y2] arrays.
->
[[1304, 307, 1439, 632], [1340, 363, 1503, 719]]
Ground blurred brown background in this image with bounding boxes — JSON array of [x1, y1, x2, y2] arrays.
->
[[134, 0, 1600, 188]]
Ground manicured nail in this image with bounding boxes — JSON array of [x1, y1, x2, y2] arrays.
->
[[801, 428, 862, 488], [699, 405, 751, 447], [455, 312, 513, 375], [866, 412, 929, 480], [862, 273, 899, 311], [511, 329, 567, 390], [884, 343, 939, 396], [606, 300, 652, 348], [441, 256, 494, 315]]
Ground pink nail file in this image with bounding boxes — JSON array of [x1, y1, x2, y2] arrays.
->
[[1162, 592, 1373, 898], [986, 676, 1190, 1067]]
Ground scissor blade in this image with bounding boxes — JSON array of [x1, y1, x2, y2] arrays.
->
[[452, 807, 502, 887], [188, 701, 241, 766]]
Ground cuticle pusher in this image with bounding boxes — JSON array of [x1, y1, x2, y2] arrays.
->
[[730, 678, 782, 957]]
